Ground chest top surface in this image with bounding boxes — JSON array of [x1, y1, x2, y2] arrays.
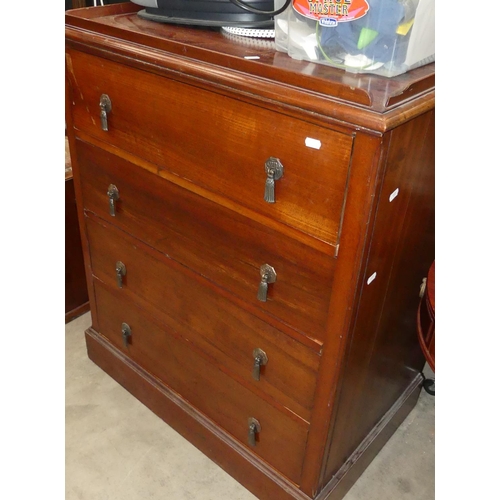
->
[[65, 3, 434, 131]]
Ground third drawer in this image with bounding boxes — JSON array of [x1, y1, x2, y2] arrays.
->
[[86, 215, 320, 422]]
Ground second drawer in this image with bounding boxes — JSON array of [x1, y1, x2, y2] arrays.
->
[[77, 138, 335, 344]]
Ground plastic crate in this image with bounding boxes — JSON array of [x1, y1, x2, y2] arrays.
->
[[274, 0, 434, 77]]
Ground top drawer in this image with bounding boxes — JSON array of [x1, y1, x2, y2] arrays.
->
[[66, 50, 353, 245]]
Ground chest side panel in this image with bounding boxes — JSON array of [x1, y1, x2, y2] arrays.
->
[[320, 110, 435, 488]]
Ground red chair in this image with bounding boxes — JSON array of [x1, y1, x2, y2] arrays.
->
[[417, 260, 435, 395]]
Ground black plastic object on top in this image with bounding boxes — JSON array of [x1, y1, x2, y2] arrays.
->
[[131, 0, 291, 28]]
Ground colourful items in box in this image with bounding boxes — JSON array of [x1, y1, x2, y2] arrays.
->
[[274, 0, 435, 77]]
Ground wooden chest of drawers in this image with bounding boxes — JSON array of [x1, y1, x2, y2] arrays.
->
[[65, 4, 435, 499]]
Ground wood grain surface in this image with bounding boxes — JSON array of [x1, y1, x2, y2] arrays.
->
[[66, 5, 435, 499]]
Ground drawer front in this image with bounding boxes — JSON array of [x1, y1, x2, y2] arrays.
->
[[67, 49, 353, 244], [94, 281, 309, 484], [86, 216, 320, 422], [77, 139, 334, 343]]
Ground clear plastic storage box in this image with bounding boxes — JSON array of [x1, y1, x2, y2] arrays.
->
[[274, 0, 434, 77]]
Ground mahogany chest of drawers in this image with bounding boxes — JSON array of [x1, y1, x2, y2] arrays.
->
[[65, 4, 435, 499]]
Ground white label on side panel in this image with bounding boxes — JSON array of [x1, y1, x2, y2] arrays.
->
[[367, 272, 377, 285], [389, 188, 399, 202], [305, 137, 322, 150]]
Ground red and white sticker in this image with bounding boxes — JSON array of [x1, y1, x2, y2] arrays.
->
[[293, 0, 370, 26]]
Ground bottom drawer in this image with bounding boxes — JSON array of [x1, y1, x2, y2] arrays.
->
[[94, 281, 309, 484]]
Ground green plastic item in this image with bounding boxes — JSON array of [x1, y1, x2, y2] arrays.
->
[[357, 27, 378, 49]]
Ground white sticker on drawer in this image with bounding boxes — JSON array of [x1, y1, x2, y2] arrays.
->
[[305, 137, 322, 150], [389, 188, 400, 202], [367, 272, 377, 285]]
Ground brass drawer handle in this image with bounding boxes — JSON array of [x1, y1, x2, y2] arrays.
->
[[99, 94, 112, 131], [248, 417, 261, 447], [107, 184, 120, 216], [115, 261, 127, 288], [121, 322, 132, 348], [257, 264, 276, 302], [252, 348, 268, 381], [264, 157, 284, 203]]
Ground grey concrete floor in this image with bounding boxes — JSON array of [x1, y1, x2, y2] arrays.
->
[[66, 312, 435, 500]]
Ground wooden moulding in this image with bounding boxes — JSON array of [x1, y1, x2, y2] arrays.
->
[[65, 5, 435, 134], [85, 327, 423, 500], [316, 374, 423, 500]]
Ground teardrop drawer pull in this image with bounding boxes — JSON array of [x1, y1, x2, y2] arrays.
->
[[264, 157, 284, 203], [121, 322, 132, 348], [99, 94, 112, 131], [115, 261, 127, 288], [107, 184, 120, 216], [252, 348, 268, 381], [248, 417, 261, 447], [257, 264, 277, 302]]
